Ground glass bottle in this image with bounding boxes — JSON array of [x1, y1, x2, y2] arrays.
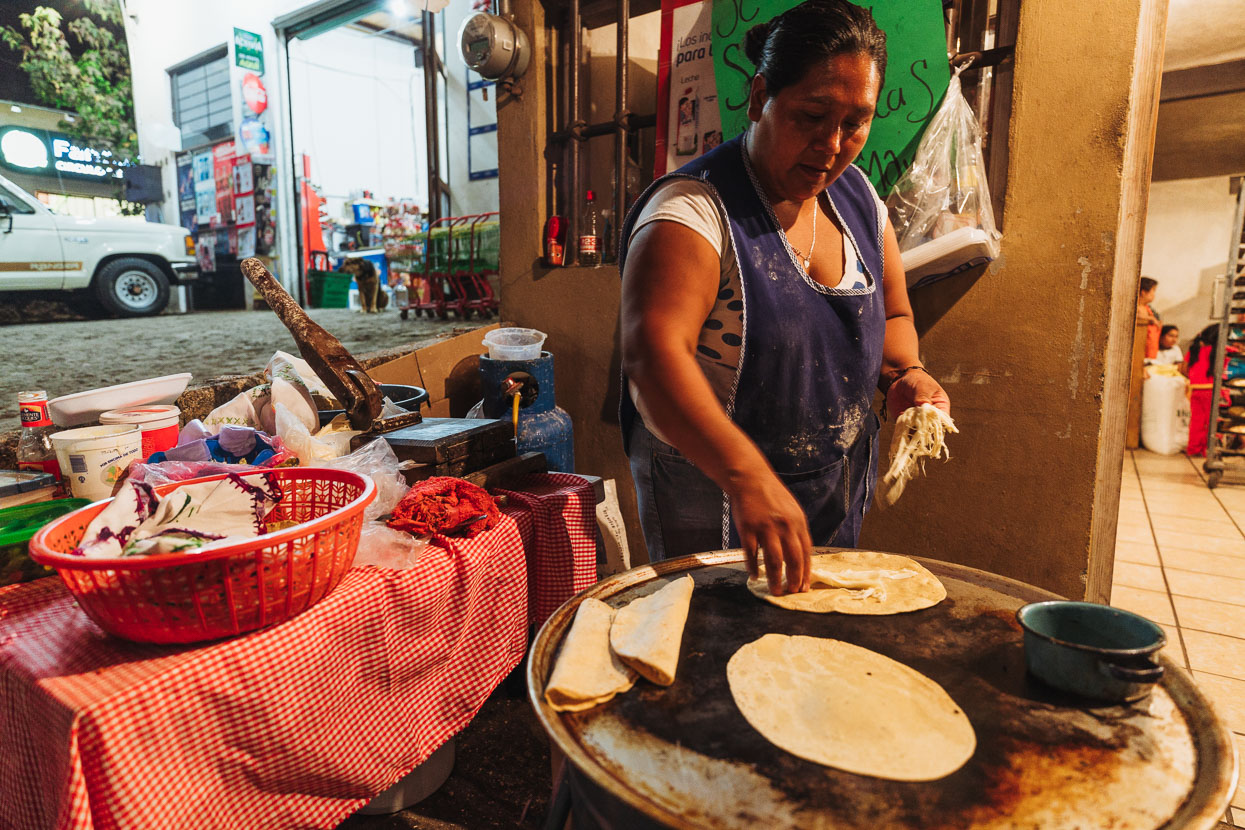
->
[[579, 189, 601, 267], [17, 390, 59, 478]]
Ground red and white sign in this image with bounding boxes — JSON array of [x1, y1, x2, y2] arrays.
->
[[241, 72, 268, 115]]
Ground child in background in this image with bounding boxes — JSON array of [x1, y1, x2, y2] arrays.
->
[[1149, 325, 1183, 367], [1138, 278, 1161, 360]]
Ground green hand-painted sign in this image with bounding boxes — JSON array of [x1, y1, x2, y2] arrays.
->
[[234, 28, 264, 74], [710, 0, 949, 196]]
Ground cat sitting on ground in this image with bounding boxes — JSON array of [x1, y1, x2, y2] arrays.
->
[[340, 257, 388, 313]]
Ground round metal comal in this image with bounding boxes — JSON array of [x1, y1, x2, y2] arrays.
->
[[529, 549, 1238, 830]]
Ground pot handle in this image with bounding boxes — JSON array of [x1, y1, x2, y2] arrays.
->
[[1103, 660, 1164, 684]]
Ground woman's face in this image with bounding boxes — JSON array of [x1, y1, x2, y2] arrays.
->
[[1161, 328, 1179, 349], [747, 52, 881, 203]]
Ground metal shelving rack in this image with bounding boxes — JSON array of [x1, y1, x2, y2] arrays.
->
[[1203, 181, 1245, 488]]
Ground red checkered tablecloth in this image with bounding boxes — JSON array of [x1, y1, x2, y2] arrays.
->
[[493, 472, 598, 625], [0, 474, 596, 830]]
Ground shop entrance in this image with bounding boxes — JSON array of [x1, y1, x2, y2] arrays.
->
[[279, 0, 500, 316]]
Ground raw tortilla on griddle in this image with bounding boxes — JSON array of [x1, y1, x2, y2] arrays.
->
[[609, 575, 694, 685], [747, 550, 946, 614], [545, 599, 637, 712], [727, 634, 976, 780]]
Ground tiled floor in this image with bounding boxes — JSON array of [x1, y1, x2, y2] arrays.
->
[[1114, 450, 1245, 828]]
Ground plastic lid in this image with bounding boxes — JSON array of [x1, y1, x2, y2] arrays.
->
[[0, 471, 57, 498], [0, 499, 91, 547]]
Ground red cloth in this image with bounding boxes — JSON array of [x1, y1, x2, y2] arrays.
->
[[493, 473, 598, 626], [388, 476, 501, 538], [0, 514, 534, 830]]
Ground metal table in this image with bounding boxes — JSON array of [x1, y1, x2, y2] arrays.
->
[[530, 550, 1238, 830]]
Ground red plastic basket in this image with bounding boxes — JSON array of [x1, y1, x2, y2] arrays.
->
[[29, 468, 376, 644]]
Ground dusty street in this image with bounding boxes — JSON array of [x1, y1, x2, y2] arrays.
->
[[0, 306, 476, 432]]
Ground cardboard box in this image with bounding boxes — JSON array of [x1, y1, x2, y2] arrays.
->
[[368, 323, 501, 417]]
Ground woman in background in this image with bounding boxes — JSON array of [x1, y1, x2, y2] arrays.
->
[[1187, 324, 1224, 456]]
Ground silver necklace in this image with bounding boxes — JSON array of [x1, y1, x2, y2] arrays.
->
[[742, 131, 817, 271], [788, 198, 818, 271]]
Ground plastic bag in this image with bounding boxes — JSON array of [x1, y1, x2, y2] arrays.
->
[[886, 69, 1001, 279], [120, 454, 295, 491], [1141, 373, 1190, 455], [353, 524, 427, 570], [319, 438, 410, 521], [275, 403, 357, 462]]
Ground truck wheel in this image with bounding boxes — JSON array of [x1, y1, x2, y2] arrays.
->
[[94, 258, 170, 317]]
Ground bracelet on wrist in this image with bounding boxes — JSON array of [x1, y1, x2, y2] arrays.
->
[[881, 365, 928, 393]]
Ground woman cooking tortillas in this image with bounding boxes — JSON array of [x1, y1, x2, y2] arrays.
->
[[620, 0, 950, 598]]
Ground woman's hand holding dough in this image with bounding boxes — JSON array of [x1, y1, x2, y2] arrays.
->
[[730, 470, 812, 596]]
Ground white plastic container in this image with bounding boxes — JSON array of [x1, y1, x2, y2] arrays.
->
[[100, 405, 181, 459], [357, 737, 456, 815], [50, 425, 142, 501], [482, 327, 547, 361]]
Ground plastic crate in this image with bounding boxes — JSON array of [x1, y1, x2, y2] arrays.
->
[[309, 270, 352, 308]]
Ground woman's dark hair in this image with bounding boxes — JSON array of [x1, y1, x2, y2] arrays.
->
[[1187, 324, 1219, 367], [1139, 277, 1157, 294], [744, 0, 888, 97], [1160, 324, 1178, 339]]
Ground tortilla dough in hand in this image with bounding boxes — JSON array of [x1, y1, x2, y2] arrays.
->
[[545, 599, 637, 712], [609, 575, 694, 685], [877, 403, 957, 508], [727, 634, 976, 780], [747, 550, 945, 614]]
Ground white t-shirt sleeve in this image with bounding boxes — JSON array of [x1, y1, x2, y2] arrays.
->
[[629, 178, 726, 258], [856, 165, 889, 238]]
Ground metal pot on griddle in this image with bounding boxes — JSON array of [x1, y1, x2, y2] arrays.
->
[[528, 549, 1237, 830]]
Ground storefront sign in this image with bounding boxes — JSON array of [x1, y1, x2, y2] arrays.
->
[[233, 28, 265, 73], [655, 0, 949, 196], [0, 127, 124, 180]]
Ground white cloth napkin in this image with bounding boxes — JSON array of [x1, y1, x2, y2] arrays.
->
[[73, 473, 283, 558]]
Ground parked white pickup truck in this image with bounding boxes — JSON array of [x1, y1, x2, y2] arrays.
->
[[0, 171, 197, 316]]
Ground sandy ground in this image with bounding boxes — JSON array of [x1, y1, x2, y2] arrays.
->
[[0, 306, 474, 432]]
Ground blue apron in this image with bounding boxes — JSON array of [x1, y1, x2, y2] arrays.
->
[[620, 135, 886, 548]]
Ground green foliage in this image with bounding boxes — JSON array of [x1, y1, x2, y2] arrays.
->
[[1, 1, 136, 161]]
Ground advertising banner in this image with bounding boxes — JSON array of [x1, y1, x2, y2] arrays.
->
[[656, 0, 949, 197], [176, 153, 196, 232], [212, 141, 236, 227], [192, 151, 215, 224], [231, 28, 274, 163]]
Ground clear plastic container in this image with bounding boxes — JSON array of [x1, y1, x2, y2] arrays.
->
[[482, 327, 547, 361]]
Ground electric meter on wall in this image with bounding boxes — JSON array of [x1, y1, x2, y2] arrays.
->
[[459, 13, 530, 80]]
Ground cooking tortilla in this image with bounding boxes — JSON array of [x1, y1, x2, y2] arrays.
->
[[609, 575, 694, 685], [545, 598, 637, 712], [727, 634, 976, 780], [747, 550, 945, 614]]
